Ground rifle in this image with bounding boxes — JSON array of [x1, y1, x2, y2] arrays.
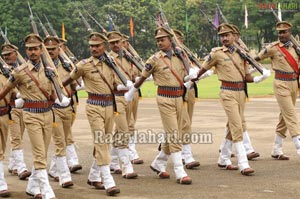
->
[[44, 14, 78, 63], [270, 7, 300, 55], [28, 2, 63, 101], [83, 9, 107, 35], [122, 48, 143, 72], [199, 9, 218, 30], [0, 57, 11, 78], [216, 4, 249, 52], [201, 7, 263, 74], [105, 12, 145, 68], [78, 10, 128, 86], [158, 7, 191, 73], [216, 4, 228, 23], [37, 15, 81, 86]]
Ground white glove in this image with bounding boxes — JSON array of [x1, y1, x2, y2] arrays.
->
[[199, 69, 213, 80], [15, 98, 24, 108], [135, 76, 141, 83], [249, 67, 257, 74], [146, 75, 153, 81], [126, 80, 133, 88], [184, 81, 193, 90], [117, 84, 129, 91], [76, 81, 85, 91], [125, 86, 138, 102], [253, 69, 271, 83], [55, 95, 71, 107], [184, 67, 200, 82], [16, 92, 21, 99]]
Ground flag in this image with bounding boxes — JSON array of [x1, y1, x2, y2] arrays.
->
[[61, 22, 65, 40], [185, 11, 189, 33], [214, 8, 219, 27], [130, 17, 134, 37], [278, 2, 282, 21], [244, 4, 248, 29]]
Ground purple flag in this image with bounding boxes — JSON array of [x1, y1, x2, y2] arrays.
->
[[214, 8, 219, 27]]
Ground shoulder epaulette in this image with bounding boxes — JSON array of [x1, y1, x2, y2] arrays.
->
[[13, 64, 28, 73], [269, 41, 280, 47], [80, 57, 93, 65], [151, 52, 161, 62], [211, 47, 223, 52]]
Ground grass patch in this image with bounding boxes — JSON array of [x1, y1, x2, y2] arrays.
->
[[77, 72, 275, 99]]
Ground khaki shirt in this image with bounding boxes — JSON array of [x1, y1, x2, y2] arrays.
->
[[142, 50, 187, 87], [109, 51, 133, 81], [55, 59, 76, 97], [257, 41, 299, 72], [202, 46, 249, 82], [0, 72, 12, 106], [6, 60, 58, 101], [70, 56, 117, 94]]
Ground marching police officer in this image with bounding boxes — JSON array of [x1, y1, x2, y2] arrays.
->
[[0, 34, 67, 199], [44, 36, 74, 188], [63, 32, 121, 196], [126, 27, 192, 184], [255, 21, 300, 159], [191, 24, 270, 175], [1, 43, 31, 180]]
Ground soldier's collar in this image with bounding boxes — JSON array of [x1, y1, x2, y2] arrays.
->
[[284, 40, 292, 48], [92, 56, 101, 65], [227, 45, 235, 54], [161, 49, 173, 59], [53, 58, 60, 67], [28, 60, 41, 71]]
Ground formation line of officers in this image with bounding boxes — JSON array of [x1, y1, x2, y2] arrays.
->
[[0, 20, 300, 199]]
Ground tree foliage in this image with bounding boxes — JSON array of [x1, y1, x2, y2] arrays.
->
[[0, 0, 299, 59]]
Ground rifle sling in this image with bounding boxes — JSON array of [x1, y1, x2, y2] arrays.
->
[[160, 55, 187, 101], [24, 68, 52, 101], [225, 52, 248, 98], [92, 64, 117, 112], [160, 55, 184, 87]]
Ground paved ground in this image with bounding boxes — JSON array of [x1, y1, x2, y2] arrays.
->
[[3, 97, 300, 199]]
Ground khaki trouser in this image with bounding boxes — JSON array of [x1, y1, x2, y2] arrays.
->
[[71, 95, 78, 126], [9, 108, 25, 150], [219, 89, 246, 143], [187, 88, 196, 122], [157, 96, 183, 154], [113, 96, 132, 149], [0, 114, 9, 161], [86, 103, 114, 166], [181, 103, 192, 145], [52, 106, 73, 156], [128, 91, 139, 134], [23, 111, 53, 169], [274, 79, 300, 138], [181, 88, 196, 145]]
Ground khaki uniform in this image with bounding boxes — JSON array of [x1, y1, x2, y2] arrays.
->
[[109, 51, 133, 149], [6, 61, 59, 169], [129, 64, 141, 134], [70, 56, 118, 165], [0, 72, 13, 161], [142, 50, 187, 154], [8, 64, 25, 151], [257, 41, 300, 138], [202, 46, 249, 143], [52, 59, 76, 156]]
